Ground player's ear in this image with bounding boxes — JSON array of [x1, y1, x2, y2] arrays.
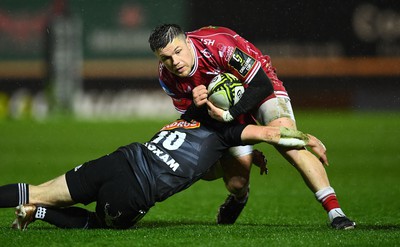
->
[[185, 36, 191, 46]]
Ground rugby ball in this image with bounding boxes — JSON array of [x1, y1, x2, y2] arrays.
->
[[207, 73, 244, 110]]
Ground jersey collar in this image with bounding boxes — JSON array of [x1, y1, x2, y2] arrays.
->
[[188, 39, 198, 77]]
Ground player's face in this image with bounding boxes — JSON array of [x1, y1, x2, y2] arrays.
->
[[154, 36, 194, 77]]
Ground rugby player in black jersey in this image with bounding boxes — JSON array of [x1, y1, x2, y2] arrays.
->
[[0, 102, 327, 230]]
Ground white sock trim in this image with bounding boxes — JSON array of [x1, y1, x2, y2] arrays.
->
[[315, 186, 335, 202], [328, 208, 346, 222], [18, 183, 28, 205]]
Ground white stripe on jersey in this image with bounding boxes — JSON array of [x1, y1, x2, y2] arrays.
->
[[175, 107, 186, 114], [275, 91, 289, 98], [244, 61, 261, 84]]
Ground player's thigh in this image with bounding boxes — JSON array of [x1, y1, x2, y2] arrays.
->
[[65, 151, 130, 206], [255, 96, 296, 127], [30, 175, 73, 206], [256, 96, 302, 161]]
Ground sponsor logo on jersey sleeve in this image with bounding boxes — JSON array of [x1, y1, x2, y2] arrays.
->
[[161, 119, 200, 130], [218, 43, 235, 61], [228, 48, 256, 77]]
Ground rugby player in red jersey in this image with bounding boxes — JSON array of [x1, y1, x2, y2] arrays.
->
[[148, 24, 355, 229]]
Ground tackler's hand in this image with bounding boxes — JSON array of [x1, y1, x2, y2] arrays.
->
[[252, 149, 268, 175], [306, 134, 329, 166]]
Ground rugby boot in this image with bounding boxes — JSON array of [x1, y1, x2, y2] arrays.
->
[[11, 204, 37, 230], [217, 192, 248, 224], [331, 216, 356, 230]]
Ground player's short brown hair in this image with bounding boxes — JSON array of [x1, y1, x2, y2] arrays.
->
[[148, 24, 186, 52]]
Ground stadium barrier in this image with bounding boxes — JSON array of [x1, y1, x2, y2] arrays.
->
[[1, 57, 400, 79], [0, 57, 399, 120]]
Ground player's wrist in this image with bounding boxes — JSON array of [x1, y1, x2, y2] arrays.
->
[[222, 110, 234, 122], [279, 127, 309, 141], [277, 138, 306, 148], [277, 127, 309, 147]]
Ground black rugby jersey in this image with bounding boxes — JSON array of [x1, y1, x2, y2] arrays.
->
[[118, 119, 246, 210]]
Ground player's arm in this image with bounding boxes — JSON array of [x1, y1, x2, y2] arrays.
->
[[217, 33, 275, 121], [240, 124, 329, 166], [207, 69, 273, 122], [227, 69, 273, 121], [241, 125, 307, 146]]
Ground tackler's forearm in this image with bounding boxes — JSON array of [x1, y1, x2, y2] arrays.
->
[[241, 125, 310, 148], [277, 127, 309, 148]]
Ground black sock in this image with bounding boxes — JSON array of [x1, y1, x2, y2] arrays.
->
[[35, 206, 99, 229], [0, 183, 29, 207]]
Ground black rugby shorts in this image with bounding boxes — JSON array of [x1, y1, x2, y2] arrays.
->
[[65, 151, 147, 229]]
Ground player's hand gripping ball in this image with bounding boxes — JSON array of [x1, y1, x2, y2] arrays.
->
[[207, 73, 245, 110]]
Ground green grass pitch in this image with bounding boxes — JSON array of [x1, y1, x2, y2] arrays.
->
[[0, 111, 399, 246]]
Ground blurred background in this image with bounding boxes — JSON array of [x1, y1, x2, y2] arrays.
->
[[0, 0, 399, 120]]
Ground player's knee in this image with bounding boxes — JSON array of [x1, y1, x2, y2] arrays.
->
[[225, 175, 249, 195]]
